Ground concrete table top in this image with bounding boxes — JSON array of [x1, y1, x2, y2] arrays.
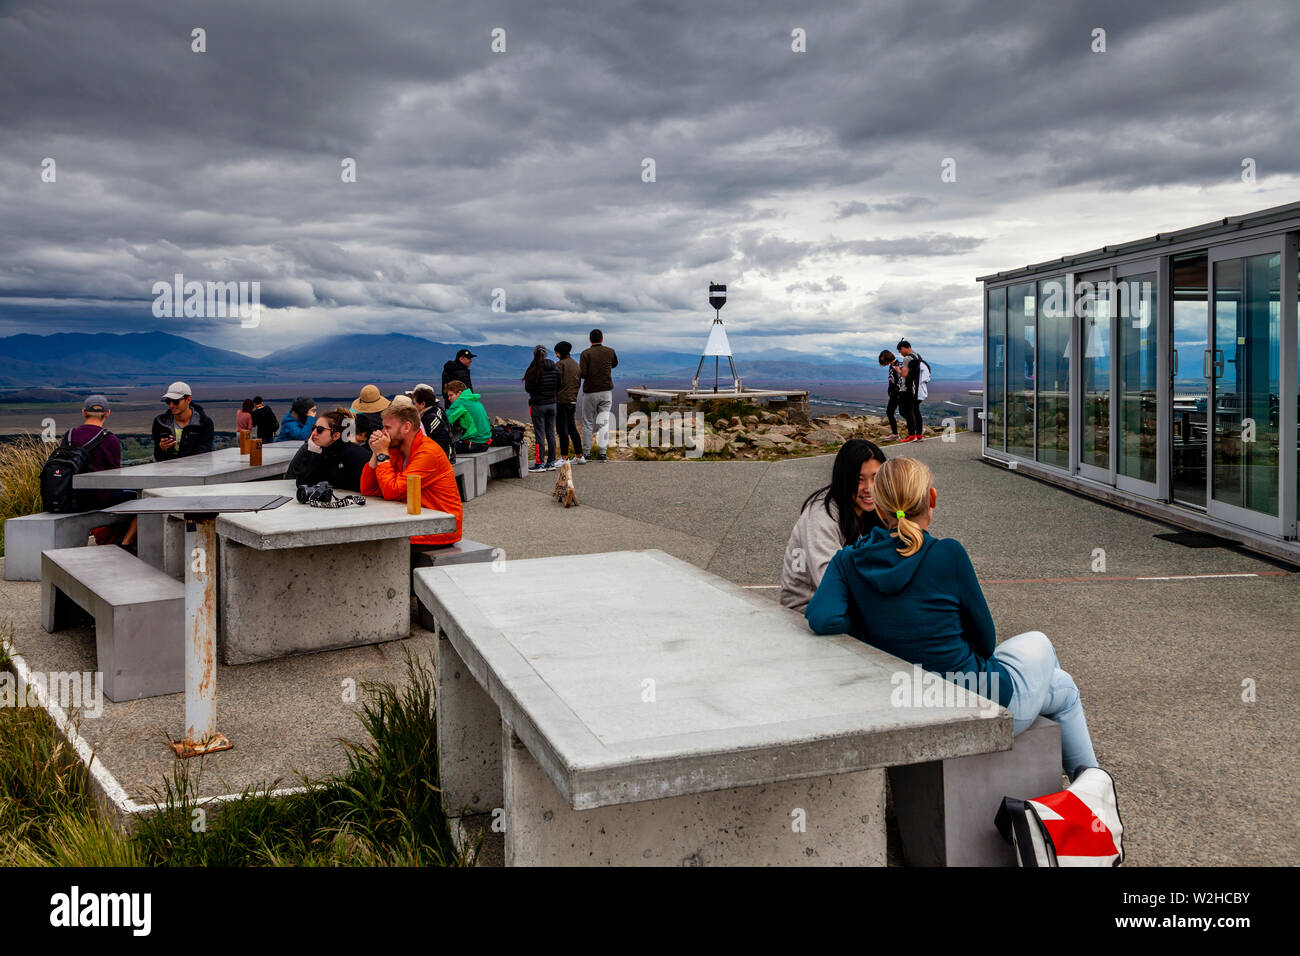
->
[[216, 493, 456, 550], [143, 480, 298, 500], [74, 444, 299, 489], [415, 549, 1012, 810]]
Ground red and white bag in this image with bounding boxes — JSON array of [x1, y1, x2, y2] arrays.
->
[[995, 768, 1124, 867]]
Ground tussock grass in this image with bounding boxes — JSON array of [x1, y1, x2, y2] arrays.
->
[[0, 685, 102, 866], [0, 644, 476, 867], [0, 433, 50, 555]]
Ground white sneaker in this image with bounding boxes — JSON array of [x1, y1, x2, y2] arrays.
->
[[571, 455, 587, 464]]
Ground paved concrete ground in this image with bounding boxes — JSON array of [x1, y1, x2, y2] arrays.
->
[[2, 431, 1295, 864]]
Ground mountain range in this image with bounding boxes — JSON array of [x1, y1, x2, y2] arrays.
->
[[0, 332, 981, 390]]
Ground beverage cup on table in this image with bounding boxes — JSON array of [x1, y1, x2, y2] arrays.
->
[[406, 474, 421, 514], [249, 439, 262, 467]]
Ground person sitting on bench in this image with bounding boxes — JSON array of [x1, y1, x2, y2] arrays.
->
[[360, 402, 463, 561], [284, 407, 371, 492], [445, 380, 492, 454], [410, 384, 456, 461], [152, 382, 215, 461], [779, 439, 886, 613], [71, 394, 138, 547], [805, 457, 1100, 780]]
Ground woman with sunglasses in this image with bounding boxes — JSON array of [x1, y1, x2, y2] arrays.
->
[[284, 408, 371, 492]]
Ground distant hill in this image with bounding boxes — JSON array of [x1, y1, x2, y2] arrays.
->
[[0, 331, 982, 388], [0, 386, 87, 403]]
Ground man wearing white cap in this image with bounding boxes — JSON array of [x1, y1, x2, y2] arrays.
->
[[152, 381, 215, 461]]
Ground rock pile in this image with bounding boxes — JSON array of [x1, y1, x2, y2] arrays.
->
[[494, 410, 939, 462]]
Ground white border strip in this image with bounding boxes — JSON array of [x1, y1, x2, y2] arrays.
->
[[9, 652, 315, 822], [1135, 573, 1260, 581]]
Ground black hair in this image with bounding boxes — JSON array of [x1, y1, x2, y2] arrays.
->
[[878, 349, 895, 366], [290, 396, 314, 422], [523, 346, 554, 389], [800, 439, 888, 543], [589, 329, 603, 343], [896, 339, 911, 350], [354, 411, 381, 441], [253, 395, 264, 404], [555, 340, 572, 358], [411, 385, 437, 408]]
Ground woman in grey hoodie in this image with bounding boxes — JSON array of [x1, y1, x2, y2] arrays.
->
[[779, 440, 887, 612]]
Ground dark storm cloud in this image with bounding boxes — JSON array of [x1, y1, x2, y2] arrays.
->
[[1, 0, 1298, 361]]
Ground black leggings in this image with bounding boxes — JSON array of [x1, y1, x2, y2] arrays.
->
[[556, 402, 580, 456], [531, 403, 557, 463], [885, 392, 900, 434], [900, 394, 924, 437]]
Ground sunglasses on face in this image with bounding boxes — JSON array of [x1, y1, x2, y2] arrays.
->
[[165, 398, 184, 405], [312, 425, 335, 435]]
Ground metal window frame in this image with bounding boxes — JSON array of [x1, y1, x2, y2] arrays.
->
[[1113, 259, 1161, 501]]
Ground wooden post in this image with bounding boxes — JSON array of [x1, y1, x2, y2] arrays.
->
[[249, 438, 262, 467], [407, 474, 421, 514]]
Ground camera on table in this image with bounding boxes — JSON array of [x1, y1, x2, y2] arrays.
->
[[296, 481, 333, 504]]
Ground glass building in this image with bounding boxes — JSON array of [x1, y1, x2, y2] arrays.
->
[[979, 202, 1299, 563]]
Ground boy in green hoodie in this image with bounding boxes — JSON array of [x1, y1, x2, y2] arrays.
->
[[445, 380, 492, 453]]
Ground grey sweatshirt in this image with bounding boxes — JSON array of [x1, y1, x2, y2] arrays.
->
[[778, 493, 846, 613]]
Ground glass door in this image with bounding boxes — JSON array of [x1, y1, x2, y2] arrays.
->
[[1077, 269, 1113, 483], [1171, 252, 1209, 508], [1208, 241, 1283, 534], [1115, 262, 1160, 498]]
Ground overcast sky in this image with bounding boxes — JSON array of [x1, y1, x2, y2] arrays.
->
[[2, 0, 1298, 366]]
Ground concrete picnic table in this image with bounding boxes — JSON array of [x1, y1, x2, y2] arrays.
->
[[414, 549, 1011, 866], [73, 443, 300, 489], [143, 480, 455, 664]]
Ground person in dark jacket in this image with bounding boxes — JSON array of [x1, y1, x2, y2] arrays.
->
[[554, 341, 581, 463], [284, 408, 371, 492], [411, 384, 455, 462], [250, 395, 279, 443], [805, 457, 1100, 779], [442, 348, 475, 404], [896, 339, 929, 442], [277, 396, 317, 442], [579, 329, 618, 461], [878, 350, 905, 441], [523, 345, 560, 472], [153, 382, 215, 461]]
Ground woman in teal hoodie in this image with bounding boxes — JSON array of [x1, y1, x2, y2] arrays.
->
[[806, 457, 1099, 779]]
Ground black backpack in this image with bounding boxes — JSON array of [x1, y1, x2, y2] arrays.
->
[[40, 428, 110, 513]]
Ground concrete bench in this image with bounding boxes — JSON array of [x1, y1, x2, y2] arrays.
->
[[889, 716, 1062, 866], [412, 538, 496, 629], [414, 550, 1009, 866], [453, 457, 475, 502], [458, 444, 525, 495], [4, 510, 113, 582], [41, 545, 185, 702]]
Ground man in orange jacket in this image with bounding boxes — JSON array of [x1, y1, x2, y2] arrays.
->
[[361, 403, 463, 557]]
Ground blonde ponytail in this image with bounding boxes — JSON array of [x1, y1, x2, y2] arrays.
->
[[872, 458, 933, 558]]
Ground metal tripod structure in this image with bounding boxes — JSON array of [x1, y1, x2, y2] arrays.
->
[[692, 282, 742, 393]]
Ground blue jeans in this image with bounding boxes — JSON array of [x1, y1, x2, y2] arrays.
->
[[993, 631, 1098, 777]]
